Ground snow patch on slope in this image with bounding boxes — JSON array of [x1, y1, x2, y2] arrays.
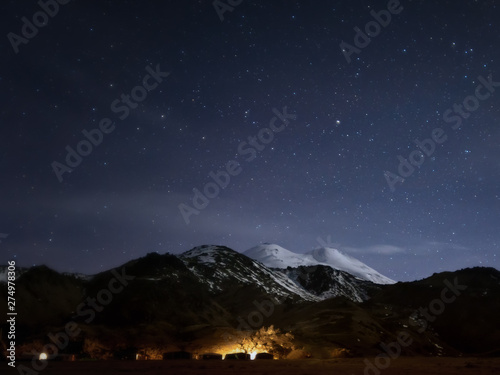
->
[[180, 245, 320, 301], [181, 245, 219, 264]]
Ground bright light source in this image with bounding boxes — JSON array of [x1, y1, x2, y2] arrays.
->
[[39, 353, 48, 361], [250, 352, 257, 360]]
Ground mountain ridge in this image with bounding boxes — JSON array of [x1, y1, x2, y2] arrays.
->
[[0, 250, 499, 359]]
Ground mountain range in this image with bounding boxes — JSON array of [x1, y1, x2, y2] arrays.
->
[[1, 244, 499, 359]]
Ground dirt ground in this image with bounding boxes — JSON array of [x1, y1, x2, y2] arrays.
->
[[4, 357, 500, 375]]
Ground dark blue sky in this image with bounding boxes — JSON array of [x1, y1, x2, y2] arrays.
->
[[1, 0, 499, 281]]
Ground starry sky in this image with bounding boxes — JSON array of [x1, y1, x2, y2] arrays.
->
[[1, 0, 499, 281]]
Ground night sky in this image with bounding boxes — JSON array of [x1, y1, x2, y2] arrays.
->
[[1, 0, 499, 281]]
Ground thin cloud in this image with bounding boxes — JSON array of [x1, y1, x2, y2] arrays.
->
[[343, 244, 406, 255]]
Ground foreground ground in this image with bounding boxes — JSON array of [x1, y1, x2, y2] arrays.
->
[[4, 357, 500, 375]]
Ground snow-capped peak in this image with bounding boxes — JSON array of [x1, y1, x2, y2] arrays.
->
[[244, 243, 395, 285], [305, 247, 395, 284]]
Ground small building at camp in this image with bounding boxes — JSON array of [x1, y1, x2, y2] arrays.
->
[[224, 352, 250, 360], [200, 353, 223, 360], [255, 352, 274, 360]]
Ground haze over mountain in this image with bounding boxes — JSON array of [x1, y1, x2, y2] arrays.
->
[[244, 243, 396, 284]]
